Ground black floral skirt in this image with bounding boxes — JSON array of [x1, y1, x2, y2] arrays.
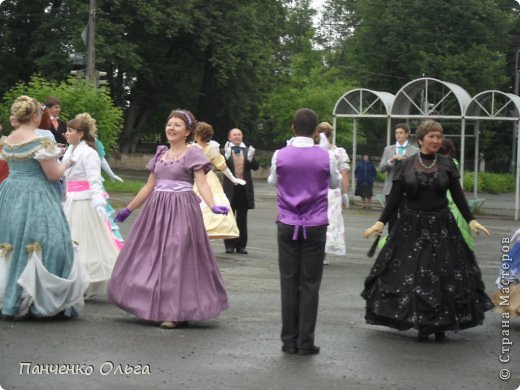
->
[[361, 206, 494, 334]]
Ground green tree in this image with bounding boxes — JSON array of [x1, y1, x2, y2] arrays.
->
[[1, 75, 123, 152], [327, 0, 514, 94]]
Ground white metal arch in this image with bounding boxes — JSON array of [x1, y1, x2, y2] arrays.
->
[[332, 89, 395, 195], [465, 90, 520, 219], [333, 78, 520, 220]]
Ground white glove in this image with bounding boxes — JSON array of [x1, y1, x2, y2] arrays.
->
[[319, 132, 330, 150], [342, 193, 349, 208], [222, 168, 246, 185], [101, 158, 124, 182], [96, 205, 109, 219], [247, 145, 256, 162], [224, 141, 232, 159], [286, 137, 295, 146]]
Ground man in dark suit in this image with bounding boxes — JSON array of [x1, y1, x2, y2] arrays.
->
[[223, 128, 259, 254], [44, 96, 67, 145]]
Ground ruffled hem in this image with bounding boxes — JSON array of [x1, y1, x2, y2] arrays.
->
[[1, 243, 90, 318]]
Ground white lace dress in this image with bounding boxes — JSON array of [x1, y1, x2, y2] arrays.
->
[[325, 146, 350, 255]]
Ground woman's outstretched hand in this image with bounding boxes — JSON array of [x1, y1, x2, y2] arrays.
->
[[115, 207, 132, 223], [211, 205, 229, 215], [363, 221, 384, 238], [469, 220, 490, 236]]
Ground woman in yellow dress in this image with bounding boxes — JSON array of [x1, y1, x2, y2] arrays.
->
[[193, 122, 245, 240]]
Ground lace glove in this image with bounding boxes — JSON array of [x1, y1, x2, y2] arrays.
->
[[342, 193, 349, 208], [115, 208, 132, 222], [222, 168, 246, 185], [469, 220, 490, 236], [101, 158, 124, 182], [211, 205, 229, 215], [318, 132, 330, 150], [224, 141, 232, 160], [363, 221, 384, 238], [247, 145, 256, 162]]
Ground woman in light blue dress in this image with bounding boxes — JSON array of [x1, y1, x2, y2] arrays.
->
[[0, 96, 89, 319]]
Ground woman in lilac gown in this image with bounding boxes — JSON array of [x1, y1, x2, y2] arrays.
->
[[108, 109, 229, 329]]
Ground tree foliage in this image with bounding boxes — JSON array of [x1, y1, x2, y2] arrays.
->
[[1, 75, 123, 152]]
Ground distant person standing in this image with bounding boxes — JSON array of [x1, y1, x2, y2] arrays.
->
[[44, 96, 67, 145], [223, 128, 259, 254], [355, 153, 377, 209], [378, 123, 418, 233]]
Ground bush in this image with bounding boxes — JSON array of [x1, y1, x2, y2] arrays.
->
[[463, 172, 514, 193], [376, 171, 385, 182], [1, 75, 123, 153]]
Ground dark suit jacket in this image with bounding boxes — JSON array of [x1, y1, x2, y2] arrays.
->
[[223, 147, 260, 209], [47, 118, 67, 145]]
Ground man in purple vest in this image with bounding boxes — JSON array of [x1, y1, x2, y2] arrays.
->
[[268, 108, 341, 355]]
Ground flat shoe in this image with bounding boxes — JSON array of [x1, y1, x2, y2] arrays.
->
[[281, 345, 297, 354], [160, 321, 177, 329]]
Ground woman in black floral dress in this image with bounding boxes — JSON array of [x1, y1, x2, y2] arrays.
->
[[362, 120, 493, 342]]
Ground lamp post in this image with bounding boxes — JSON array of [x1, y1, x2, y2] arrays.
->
[[516, 49, 520, 96], [514, 49, 520, 175]]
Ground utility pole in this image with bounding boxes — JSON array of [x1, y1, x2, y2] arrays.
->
[[86, 0, 96, 85]]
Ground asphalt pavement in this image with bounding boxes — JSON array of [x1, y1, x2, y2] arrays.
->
[[0, 179, 519, 390]]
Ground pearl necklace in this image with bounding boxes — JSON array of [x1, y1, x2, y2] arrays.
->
[[418, 153, 437, 169]]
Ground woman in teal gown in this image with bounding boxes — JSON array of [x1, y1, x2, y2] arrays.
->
[[0, 95, 89, 319]]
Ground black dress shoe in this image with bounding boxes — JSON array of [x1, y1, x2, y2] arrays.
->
[[434, 332, 446, 343], [297, 345, 320, 355], [236, 248, 248, 254], [225, 248, 234, 254], [281, 345, 297, 354]]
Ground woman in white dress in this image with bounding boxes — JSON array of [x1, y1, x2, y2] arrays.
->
[[62, 116, 119, 298], [316, 122, 350, 262]]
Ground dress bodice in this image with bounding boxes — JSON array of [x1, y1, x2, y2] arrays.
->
[[0, 137, 60, 181], [146, 145, 211, 185]]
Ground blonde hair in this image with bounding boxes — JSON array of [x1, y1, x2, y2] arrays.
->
[[11, 95, 41, 124], [75, 112, 97, 137], [317, 121, 333, 140]]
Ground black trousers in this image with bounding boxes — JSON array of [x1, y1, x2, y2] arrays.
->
[[277, 222, 326, 350], [225, 186, 249, 250]]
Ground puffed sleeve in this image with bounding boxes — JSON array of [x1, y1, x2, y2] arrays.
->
[[33, 138, 62, 161], [146, 145, 168, 172], [336, 147, 351, 171], [185, 146, 211, 174]]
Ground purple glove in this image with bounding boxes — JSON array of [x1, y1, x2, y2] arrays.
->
[[211, 205, 229, 215], [114, 207, 132, 222]]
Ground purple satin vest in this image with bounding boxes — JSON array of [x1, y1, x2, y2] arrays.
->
[[275, 145, 330, 239]]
